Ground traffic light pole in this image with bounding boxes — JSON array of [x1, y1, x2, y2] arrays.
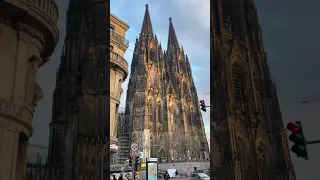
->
[[306, 140, 320, 145], [133, 154, 136, 179]]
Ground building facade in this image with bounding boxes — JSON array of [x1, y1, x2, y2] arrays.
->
[[211, 0, 295, 179], [110, 13, 130, 153], [124, 4, 209, 163], [46, 0, 111, 179], [0, 0, 58, 179]]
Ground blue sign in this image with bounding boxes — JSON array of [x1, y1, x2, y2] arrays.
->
[[147, 158, 157, 162]]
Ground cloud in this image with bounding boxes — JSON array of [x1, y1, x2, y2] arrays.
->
[[113, 0, 210, 135]]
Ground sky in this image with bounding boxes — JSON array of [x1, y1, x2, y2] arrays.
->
[[28, 0, 210, 159], [254, 0, 320, 179], [111, 0, 211, 143], [26, 0, 320, 179]]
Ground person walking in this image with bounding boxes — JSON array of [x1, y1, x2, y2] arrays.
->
[[164, 171, 170, 180], [125, 173, 131, 180], [174, 170, 179, 177], [113, 174, 117, 180], [119, 173, 124, 180]]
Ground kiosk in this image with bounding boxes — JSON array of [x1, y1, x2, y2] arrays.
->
[[146, 158, 158, 180]]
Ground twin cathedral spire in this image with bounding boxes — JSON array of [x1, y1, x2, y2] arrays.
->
[[134, 4, 193, 83], [124, 4, 209, 161]]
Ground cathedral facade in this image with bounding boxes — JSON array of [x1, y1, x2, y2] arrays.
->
[[124, 4, 209, 163], [46, 0, 110, 179], [211, 0, 295, 179]]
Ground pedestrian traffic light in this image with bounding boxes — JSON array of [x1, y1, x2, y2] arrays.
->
[[287, 121, 308, 160], [135, 156, 140, 165], [129, 156, 133, 166], [200, 100, 206, 112]]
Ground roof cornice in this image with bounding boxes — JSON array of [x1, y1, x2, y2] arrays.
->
[[110, 13, 130, 31]]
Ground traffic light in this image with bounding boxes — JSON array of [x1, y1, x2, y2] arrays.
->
[[200, 100, 206, 112], [135, 156, 140, 170], [287, 121, 308, 160], [129, 156, 133, 166]]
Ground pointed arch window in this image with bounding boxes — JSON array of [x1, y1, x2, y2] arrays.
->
[[189, 107, 194, 126], [232, 64, 245, 105], [148, 99, 155, 129], [157, 101, 162, 126]]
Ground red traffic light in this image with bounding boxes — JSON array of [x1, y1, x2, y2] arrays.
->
[[287, 122, 301, 133], [129, 156, 133, 160], [200, 100, 205, 105]]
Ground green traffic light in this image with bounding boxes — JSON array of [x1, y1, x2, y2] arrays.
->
[[291, 145, 307, 157]]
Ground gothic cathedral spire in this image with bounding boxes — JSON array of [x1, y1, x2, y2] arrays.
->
[[167, 17, 180, 52], [211, 0, 296, 179], [141, 4, 154, 38], [125, 5, 209, 163]]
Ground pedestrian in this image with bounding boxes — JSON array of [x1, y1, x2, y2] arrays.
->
[[110, 174, 114, 180], [113, 174, 117, 180], [125, 173, 131, 180], [164, 171, 170, 180], [119, 173, 124, 180], [174, 170, 179, 177]]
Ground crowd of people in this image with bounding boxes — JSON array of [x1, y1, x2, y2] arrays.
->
[[110, 173, 133, 180], [110, 170, 179, 180]]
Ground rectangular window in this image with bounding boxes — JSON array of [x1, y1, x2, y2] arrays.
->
[[110, 45, 113, 52], [110, 25, 115, 35]]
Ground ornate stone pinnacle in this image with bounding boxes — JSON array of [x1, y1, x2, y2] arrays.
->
[[146, 4, 149, 9], [169, 17, 172, 22]]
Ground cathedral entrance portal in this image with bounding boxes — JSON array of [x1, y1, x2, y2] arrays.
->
[[157, 149, 168, 163]]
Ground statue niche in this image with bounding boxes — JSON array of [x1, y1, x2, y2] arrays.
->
[[27, 55, 43, 109], [156, 100, 163, 133], [169, 104, 179, 131]]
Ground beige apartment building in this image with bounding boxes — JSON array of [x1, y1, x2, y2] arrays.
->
[[110, 13, 129, 153], [0, 0, 58, 179]]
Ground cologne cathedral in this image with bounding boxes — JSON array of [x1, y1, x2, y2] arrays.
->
[[124, 5, 209, 162], [211, 0, 296, 179], [46, 0, 110, 179]]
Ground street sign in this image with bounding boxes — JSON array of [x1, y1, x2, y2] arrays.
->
[[139, 152, 143, 158], [146, 158, 158, 162], [131, 143, 139, 151]]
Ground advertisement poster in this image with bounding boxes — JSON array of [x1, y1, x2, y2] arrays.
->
[[147, 162, 158, 180]]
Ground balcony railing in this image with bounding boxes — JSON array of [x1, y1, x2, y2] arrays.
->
[[110, 51, 128, 73], [110, 31, 129, 47], [4, 0, 59, 58], [33, 0, 59, 23]]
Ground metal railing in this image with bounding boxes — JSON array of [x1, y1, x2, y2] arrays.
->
[[110, 31, 129, 47]]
